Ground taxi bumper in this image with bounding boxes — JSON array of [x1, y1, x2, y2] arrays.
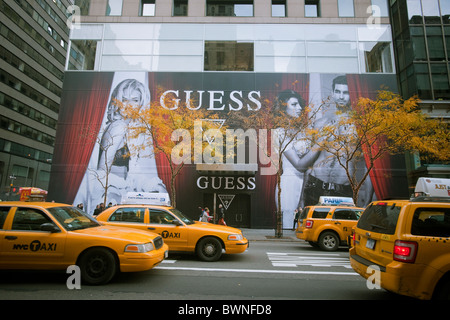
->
[[296, 228, 312, 241], [119, 244, 169, 273], [349, 250, 435, 300], [224, 238, 249, 254]]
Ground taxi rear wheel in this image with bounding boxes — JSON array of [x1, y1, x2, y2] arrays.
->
[[318, 231, 339, 251], [196, 237, 223, 262], [78, 248, 117, 285]]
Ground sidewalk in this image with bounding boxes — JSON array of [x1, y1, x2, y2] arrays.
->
[[240, 228, 298, 241]]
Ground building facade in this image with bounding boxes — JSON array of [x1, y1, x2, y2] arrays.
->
[[389, 0, 450, 182], [0, 0, 70, 199], [46, 0, 407, 229]]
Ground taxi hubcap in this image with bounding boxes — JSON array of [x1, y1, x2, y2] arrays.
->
[[323, 235, 336, 248], [204, 243, 216, 256], [87, 255, 107, 277]]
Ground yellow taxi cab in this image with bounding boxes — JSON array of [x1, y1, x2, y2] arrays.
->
[[296, 196, 364, 251], [96, 192, 249, 261], [350, 178, 450, 300], [0, 201, 168, 285]]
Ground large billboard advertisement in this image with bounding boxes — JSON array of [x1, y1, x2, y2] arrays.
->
[[48, 71, 408, 228]]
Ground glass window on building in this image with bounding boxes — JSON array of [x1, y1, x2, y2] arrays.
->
[[305, 0, 320, 17], [74, 0, 90, 15], [206, 0, 253, 17], [414, 63, 432, 99], [272, 0, 286, 17], [371, 0, 389, 17], [445, 26, 450, 57], [68, 40, 98, 70], [173, 0, 188, 16], [410, 26, 428, 60], [360, 42, 393, 73], [204, 41, 254, 71], [338, 0, 355, 18], [106, 0, 123, 16], [141, 0, 156, 16], [430, 63, 450, 99], [426, 26, 445, 61]]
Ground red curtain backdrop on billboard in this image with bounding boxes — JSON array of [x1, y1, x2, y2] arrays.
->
[[48, 72, 114, 204]]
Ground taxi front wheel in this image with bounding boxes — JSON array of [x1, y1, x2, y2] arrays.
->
[[196, 237, 223, 262], [78, 248, 117, 285]]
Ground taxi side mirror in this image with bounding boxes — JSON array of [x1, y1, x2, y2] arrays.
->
[[172, 220, 182, 226], [40, 223, 61, 233]]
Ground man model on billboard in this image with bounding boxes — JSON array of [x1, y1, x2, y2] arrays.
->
[[302, 75, 374, 208]]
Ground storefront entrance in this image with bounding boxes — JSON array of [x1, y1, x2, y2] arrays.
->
[[202, 193, 251, 228]]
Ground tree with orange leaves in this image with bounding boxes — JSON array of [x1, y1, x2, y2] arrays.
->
[[116, 88, 221, 207], [312, 90, 449, 205]]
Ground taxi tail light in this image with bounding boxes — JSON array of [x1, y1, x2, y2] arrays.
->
[[305, 220, 314, 228], [393, 240, 418, 263]]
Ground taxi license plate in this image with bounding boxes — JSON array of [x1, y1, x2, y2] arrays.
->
[[366, 238, 376, 250]]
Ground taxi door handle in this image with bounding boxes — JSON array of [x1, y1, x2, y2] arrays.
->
[[147, 227, 156, 230], [334, 222, 341, 225], [5, 236, 17, 240]]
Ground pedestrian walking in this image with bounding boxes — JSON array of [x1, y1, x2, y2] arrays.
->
[[200, 207, 212, 222], [218, 204, 226, 225], [293, 208, 302, 230]]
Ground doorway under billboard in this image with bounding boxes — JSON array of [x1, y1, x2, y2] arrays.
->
[[202, 193, 251, 228]]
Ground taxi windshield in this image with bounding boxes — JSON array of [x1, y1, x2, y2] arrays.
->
[[169, 208, 194, 225], [48, 206, 100, 231]]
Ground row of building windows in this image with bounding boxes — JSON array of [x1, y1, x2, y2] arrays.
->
[[0, 70, 60, 113], [1, 2, 66, 66], [0, 139, 52, 164], [0, 115, 56, 147], [391, 0, 450, 100], [0, 93, 57, 130], [68, 37, 394, 74], [75, 0, 389, 18], [0, 46, 62, 98], [10, 0, 68, 50], [0, 22, 65, 82]]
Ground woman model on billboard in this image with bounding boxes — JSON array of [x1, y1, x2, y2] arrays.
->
[[273, 89, 320, 229], [74, 75, 167, 215]]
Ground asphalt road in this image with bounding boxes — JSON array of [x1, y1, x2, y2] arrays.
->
[[0, 241, 408, 301]]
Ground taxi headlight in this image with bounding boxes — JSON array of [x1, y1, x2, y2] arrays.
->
[[228, 234, 243, 241], [125, 242, 154, 253]]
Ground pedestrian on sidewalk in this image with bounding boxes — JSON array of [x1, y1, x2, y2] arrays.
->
[[293, 207, 302, 230], [218, 204, 226, 225], [200, 207, 212, 222]]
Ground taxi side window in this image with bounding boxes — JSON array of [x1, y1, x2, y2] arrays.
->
[[299, 207, 309, 220], [11, 208, 52, 231], [311, 208, 330, 218], [109, 208, 144, 223], [150, 209, 176, 225], [411, 207, 450, 237], [333, 209, 359, 220], [0, 207, 10, 229]]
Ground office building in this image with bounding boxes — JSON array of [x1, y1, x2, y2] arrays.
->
[[0, 0, 71, 199]]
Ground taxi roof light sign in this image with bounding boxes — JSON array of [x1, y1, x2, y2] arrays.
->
[[121, 192, 171, 206], [414, 177, 450, 198], [317, 196, 355, 206]]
